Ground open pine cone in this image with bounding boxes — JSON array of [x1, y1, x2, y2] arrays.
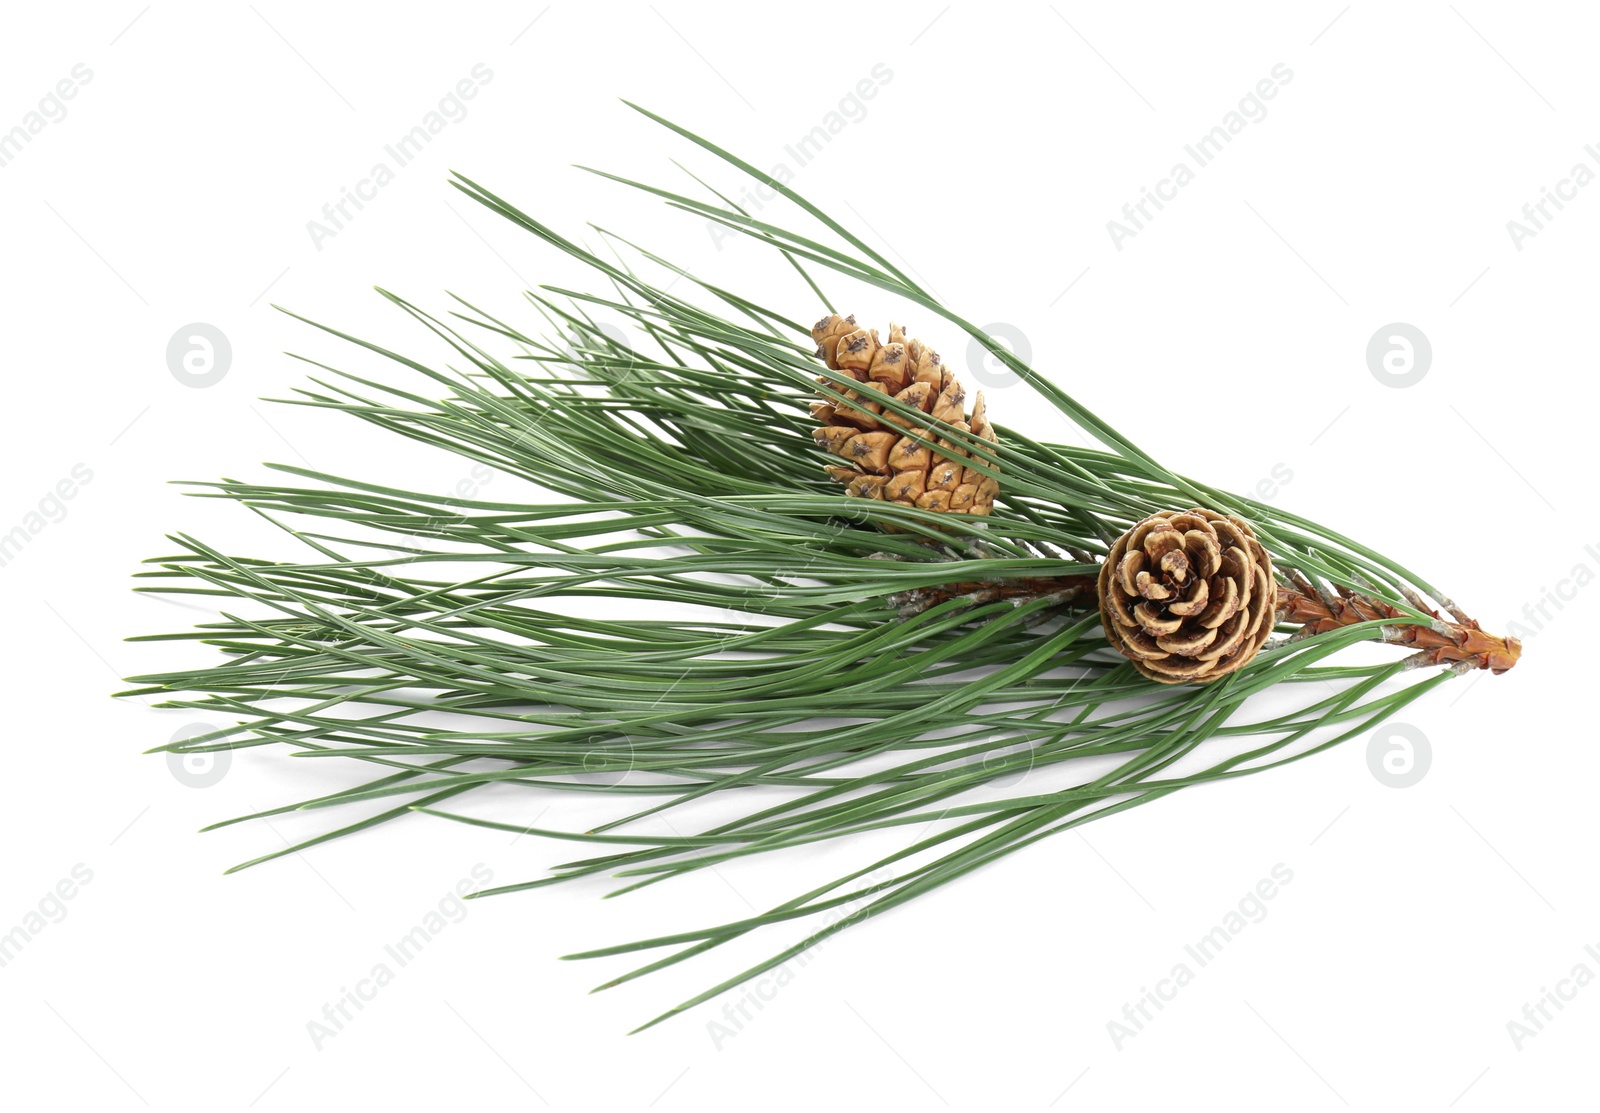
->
[[809, 314, 998, 517], [1098, 509, 1277, 683]]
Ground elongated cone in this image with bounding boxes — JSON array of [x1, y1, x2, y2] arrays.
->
[[810, 314, 999, 518], [1098, 509, 1277, 683]]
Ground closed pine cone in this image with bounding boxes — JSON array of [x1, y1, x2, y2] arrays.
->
[[1098, 509, 1277, 683], [809, 314, 999, 517]]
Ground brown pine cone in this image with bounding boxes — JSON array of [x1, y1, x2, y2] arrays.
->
[[809, 314, 999, 518], [1098, 509, 1277, 683]]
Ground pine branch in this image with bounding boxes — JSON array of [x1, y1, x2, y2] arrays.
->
[[120, 106, 1521, 1031]]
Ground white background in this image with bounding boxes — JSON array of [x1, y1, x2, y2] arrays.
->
[[1, 2, 1594, 1110]]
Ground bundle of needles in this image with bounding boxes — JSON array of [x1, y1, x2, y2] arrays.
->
[[123, 106, 1521, 1032]]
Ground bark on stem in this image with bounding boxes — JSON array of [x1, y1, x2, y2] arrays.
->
[[889, 573, 1521, 674], [1277, 579, 1521, 674]]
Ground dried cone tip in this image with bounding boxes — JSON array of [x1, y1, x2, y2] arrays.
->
[[1099, 509, 1277, 683]]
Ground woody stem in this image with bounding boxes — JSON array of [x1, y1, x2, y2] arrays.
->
[[891, 571, 1521, 674]]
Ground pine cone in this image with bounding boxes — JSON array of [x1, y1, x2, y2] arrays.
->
[[1098, 509, 1277, 683], [809, 314, 999, 518]]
